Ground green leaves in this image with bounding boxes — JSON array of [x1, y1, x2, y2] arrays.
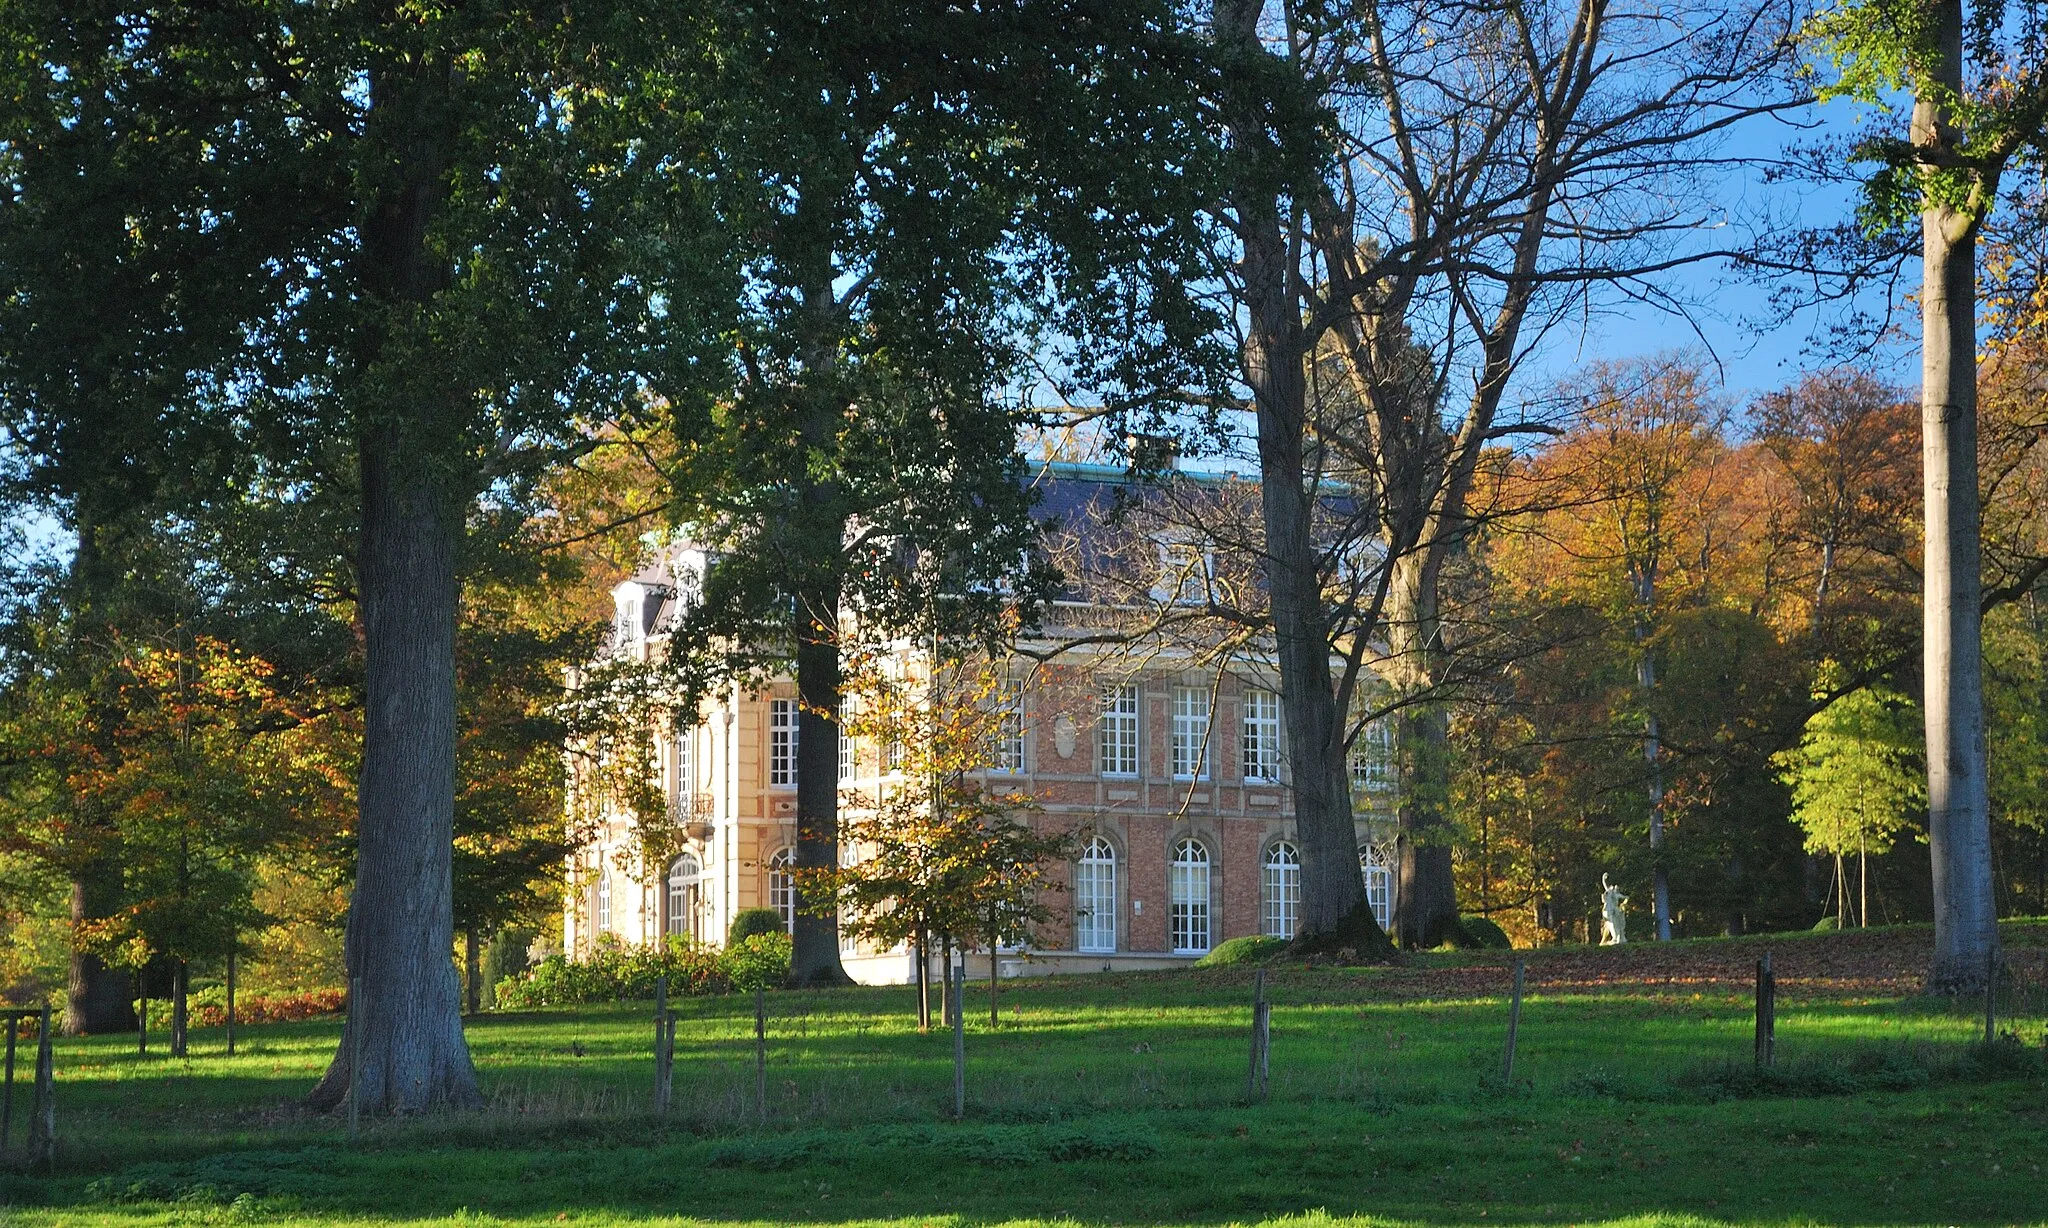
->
[[1772, 675, 1925, 857]]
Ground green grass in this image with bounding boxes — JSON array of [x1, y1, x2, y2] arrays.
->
[[8, 927, 2048, 1227]]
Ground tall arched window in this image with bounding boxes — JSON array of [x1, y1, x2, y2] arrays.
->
[[768, 847, 795, 934], [1169, 838, 1211, 954], [667, 853, 703, 939], [1075, 837, 1118, 953], [1262, 841, 1301, 938], [1360, 844, 1393, 930]]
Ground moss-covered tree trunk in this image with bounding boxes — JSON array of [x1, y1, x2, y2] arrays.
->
[[1386, 552, 1458, 948]]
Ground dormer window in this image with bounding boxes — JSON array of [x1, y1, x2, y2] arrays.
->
[[613, 594, 641, 652], [1153, 537, 1216, 606]]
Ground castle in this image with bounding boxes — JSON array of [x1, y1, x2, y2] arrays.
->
[[563, 463, 1400, 982]]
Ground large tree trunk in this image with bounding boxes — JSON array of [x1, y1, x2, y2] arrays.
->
[[1386, 552, 1459, 947], [789, 581, 853, 988], [306, 49, 480, 1110], [1215, 0, 1379, 950], [64, 515, 138, 1036], [1919, 165, 1996, 989], [783, 268, 855, 989], [1916, 0, 1997, 996], [66, 864, 136, 1034], [307, 441, 480, 1112]]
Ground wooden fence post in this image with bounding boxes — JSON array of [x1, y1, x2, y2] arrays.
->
[[663, 1007, 676, 1114], [348, 977, 363, 1138], [1753, 952, 1775, 1068], [753, 986, 766, 1121], [1, 1014, 16, 1151], [1502, 958, 1526, 1081], [1246, 970, 1269, 1102], [28, 1004, 52, 1172], [653, 975, 670, 1115], [951, 957, 966, 1119], [1985, 945, 1999, 1045], [171, 961, 188, 1059]]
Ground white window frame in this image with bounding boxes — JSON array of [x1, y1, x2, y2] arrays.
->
[[1262, 841, 1300, 938], [992, 679, 1026, 774], [667, 853, 703, 940], [1153, 538, 1216, 606], [837, 703, 854, 782], [613, 594, 641, 651], [1242, 688, 1281, 783], [1171, 686, 1210, 781], [770, 698, 799, 788], [673, 726, 693, 797], [1169, 838, 1211, 954], [1075, 837, 1117, 953], [1099, 685, 1139, 778], [769, 847, 796, 933], [1352, 717, 1396, 792], [596, 873, 612, 934], [838, 840, 858, 954], [1361, 843, 1393, 930]]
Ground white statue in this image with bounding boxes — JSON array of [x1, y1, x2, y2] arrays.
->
[[1599, 874, 1628, 945]]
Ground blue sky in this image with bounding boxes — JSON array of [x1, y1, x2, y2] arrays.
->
[[1521, 96, 1920, 409]]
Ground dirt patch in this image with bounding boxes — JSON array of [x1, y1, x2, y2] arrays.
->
[[998, 921, 2048, 1005], [1371, 922, 2048, 1003]]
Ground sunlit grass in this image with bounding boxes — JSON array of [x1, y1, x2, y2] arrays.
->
[[9, 928, 2048, 1226]]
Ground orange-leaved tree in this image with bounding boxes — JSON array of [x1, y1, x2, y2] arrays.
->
[[798, 654, 1072, 1028]]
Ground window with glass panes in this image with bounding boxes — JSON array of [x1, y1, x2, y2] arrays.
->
[[1351, 718, 1395, 792], [1360, 844, 1393, 929], [1169, 839, 1211, 954], [673, 726, 693, 796], [1262, 841, 1300, 937], [993, 680, 1025, 773], [1098, 685, 1139, 777], [1075, 838, 1117, 953], [837, 703, 853, 781], [770, 699, 798, 787], [769, 848, 795, 932], [1171, 687, 1209, 780], [1242, 689, 1281, 782], [1153, 539, 1216, 606], [666, 854, 703, 938]]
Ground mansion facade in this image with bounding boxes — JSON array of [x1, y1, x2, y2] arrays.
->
[[564, 464, 1401, 983]]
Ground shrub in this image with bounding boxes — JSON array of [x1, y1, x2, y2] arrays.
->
[[1458, 915, 1514, 950], [728, 908, 787, 947], [1812, 915, 1839, 931], [493, 933, 792, 1007], [1193, 935, 1286, 967], [724, 932, 792, 992], [134, 987, 346, 1031]]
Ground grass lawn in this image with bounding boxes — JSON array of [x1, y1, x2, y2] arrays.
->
[[6, 924, 2048, 1228]]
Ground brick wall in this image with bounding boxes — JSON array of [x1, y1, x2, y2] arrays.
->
[[1124, 813, 1168, 952], [1221, 819, 1263, 941]]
